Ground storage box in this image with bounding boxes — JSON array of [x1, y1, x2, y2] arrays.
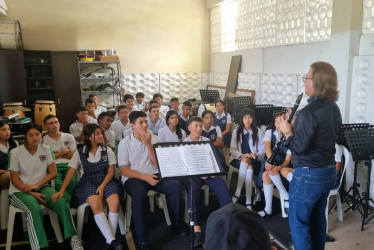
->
[[96, 55, 119, 62]]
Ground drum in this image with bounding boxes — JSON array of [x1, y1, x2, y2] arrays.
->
[[8, 117, 32, 135], [3, 102, 26, 118], [197, 103, 217, 117], [34, 100, 56, 130]]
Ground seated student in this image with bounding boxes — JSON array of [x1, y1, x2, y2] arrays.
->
[[118, 111, 189, 249], [135, 92, 147, 111], [98, 112, 116, 151], [85, 98, 98, 119], [213, 100, 232, 146], [332, 143, 343, 190], [147, 106, 166, 135], [184, 116, 232, 247], [114, 94, 139, 120], [144, 99, 159, 115], [8, 123, 83, 250], [170, 97, 182, 115], [205, 203, 275, 250], [110, 105, 130, 143], [70, 124, 123, 250], [230, 108, 265, 210], [201, 110, 224, 151], [89, 93, 107, 118], [178, 101, 192, 135], [259, 112, 292, 218], [43, 115, 77, 203], [153, 93, 169, 119], [158, 110, 186, 142], [0, 121, 18, 190], [69, 106, 97, 144]]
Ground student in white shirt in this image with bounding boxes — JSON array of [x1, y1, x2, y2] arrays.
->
[[230, 108, 265, 210], [114, 94, 139, 121], [158, 110, 186, 142], [69, 106, 97, 144], [89, 93, 107, 118], [85, 98, 98, 120], [0, 121, 18, 189], [110, 105, 131, 143], [153, 93, 169, 119], [214, 100, 232, 146], [118, 111, 189, 249], [178, 101, 192, 135], [70, 123, 123, 249], [146, 105, 166, 135], [135, 92, 147, 111], [43, 115, 77, 203], [8, 123, 83, 250], [170, 97, 182, 115], [98, 112, 116, 151]]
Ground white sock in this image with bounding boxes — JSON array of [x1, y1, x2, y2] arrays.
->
[[94, 212, 115, 244], [234, 162, 248, 198], [287, 172, 293, 182], [269, 173, 289, 201], [245, 168, 254, 205], [108, 212, 119, 236], [263, 184, 273, 214]]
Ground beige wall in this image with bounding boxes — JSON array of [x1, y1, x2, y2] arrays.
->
[[1, 0, 210, 72]]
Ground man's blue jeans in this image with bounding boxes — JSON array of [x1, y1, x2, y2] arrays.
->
[[289, 166, 336, 250]]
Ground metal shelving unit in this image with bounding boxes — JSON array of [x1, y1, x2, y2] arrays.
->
[[77, 60, 122, 108]]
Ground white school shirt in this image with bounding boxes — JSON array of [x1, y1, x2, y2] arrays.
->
[[147, 117, 167, 135], [43, 132, 77, 164], [202, 125, 223, 138], [158, 126, 186, 142], [159, 105, 170, 120], [8, 144, 54, 194], [111, 119, 131, 142], [335, 143, 342, 163], [68, 146, 116, 172], [135, 101, 147, 111], [230, 127, 265, 162], [263, 129, 291, 155], [0, 141, 19, 154], [69, 118, 97, 141], [94, 106, 107, 118], [105, 129, 116, 148], [183, 136, 210, 142], [214, 112, 232, 124], [114, 106, 139, 121], [118, 133, 160, 184]]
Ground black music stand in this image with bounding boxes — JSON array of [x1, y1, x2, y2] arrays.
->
[[345, 128, 374, 230], [249, 104, 274, 127], [226, 96, 252, 123], [199, 90, 220, 103], [338, 123, 370, 151], [153, 141, 224, 250]]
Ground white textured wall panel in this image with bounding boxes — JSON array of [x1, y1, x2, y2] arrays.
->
[[211, 5, 222, 53], [212, 72, 229, 87], [363, 0, 374, 34], [160, 73, 203, 102], [349, 56, 374, 123], [122, 73, 159, 101], [305, 0, 333, 42], [237, 73, 261, 102]]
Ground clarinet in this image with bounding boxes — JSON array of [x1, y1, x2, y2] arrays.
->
[[266, 93, 303, 165]]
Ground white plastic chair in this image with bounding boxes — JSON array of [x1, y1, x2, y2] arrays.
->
[[125, 190, 171, 232], [226, 164, 238, 189], [6, 204, 63, 250], [326, 145, 352, 233], [0, 189, 9, 229]]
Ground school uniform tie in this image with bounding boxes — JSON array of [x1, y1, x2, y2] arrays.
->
[[241, 132, 251, 154]]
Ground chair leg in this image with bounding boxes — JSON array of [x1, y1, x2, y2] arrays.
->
[[125, 196, 132, 232], [325, 195, 330, 234], [1, 189, 9, 230], [336, 194, 343, 222], [149, 194, 155, 212], [47, 208, 64, 243], [226, 167, 233, 188], [159, 194, 171, 225], [77, 204, 88, 238], [22, 212, 27, 232], [118, 206, 126, 235], [280, 194, 288, 218], [6, 205, 16, 250], [203, 186, 209, 206], [184, 191, 189, 224]]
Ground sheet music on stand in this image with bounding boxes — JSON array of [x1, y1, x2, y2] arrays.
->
[[154, 141, 223, 179]]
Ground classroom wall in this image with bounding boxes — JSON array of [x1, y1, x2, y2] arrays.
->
[[1, 0, 210, 73]]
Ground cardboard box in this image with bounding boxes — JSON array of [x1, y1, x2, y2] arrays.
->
[[96, 55, 119, 62]]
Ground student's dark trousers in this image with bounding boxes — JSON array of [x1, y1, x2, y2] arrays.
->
[[124, 178, 183, 244]]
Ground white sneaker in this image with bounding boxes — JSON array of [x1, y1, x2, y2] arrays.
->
[[71, 235, 84, 250]]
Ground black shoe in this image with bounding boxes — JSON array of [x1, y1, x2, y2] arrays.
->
[[172, 222, 190, 236], [109, 239, 123, 250], [258, 210, 272, 218], [194, 232, 204, 247], [138, 242, 150, 250]]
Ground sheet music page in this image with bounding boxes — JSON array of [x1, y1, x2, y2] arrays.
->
[[179, 144, 217, 175], [155, 147, 189, 177]]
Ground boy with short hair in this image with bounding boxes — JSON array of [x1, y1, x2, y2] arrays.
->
[[89, 93, 107, 118], [43, 115, 77, 203], [147, 106, 166, 136], [135, 92, 146, 111], [153, 93, 169, 119], [114, 94, 139, 120], [85, 98, 97, 119], [110, 105, 131, 143], [69, 107, 97, 143], [97, 112, 116, 150], [170, 97, 182, 115], [183, 116, 232, 247], [178, 101, 192, 135], [118, 111, 189, 249]]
